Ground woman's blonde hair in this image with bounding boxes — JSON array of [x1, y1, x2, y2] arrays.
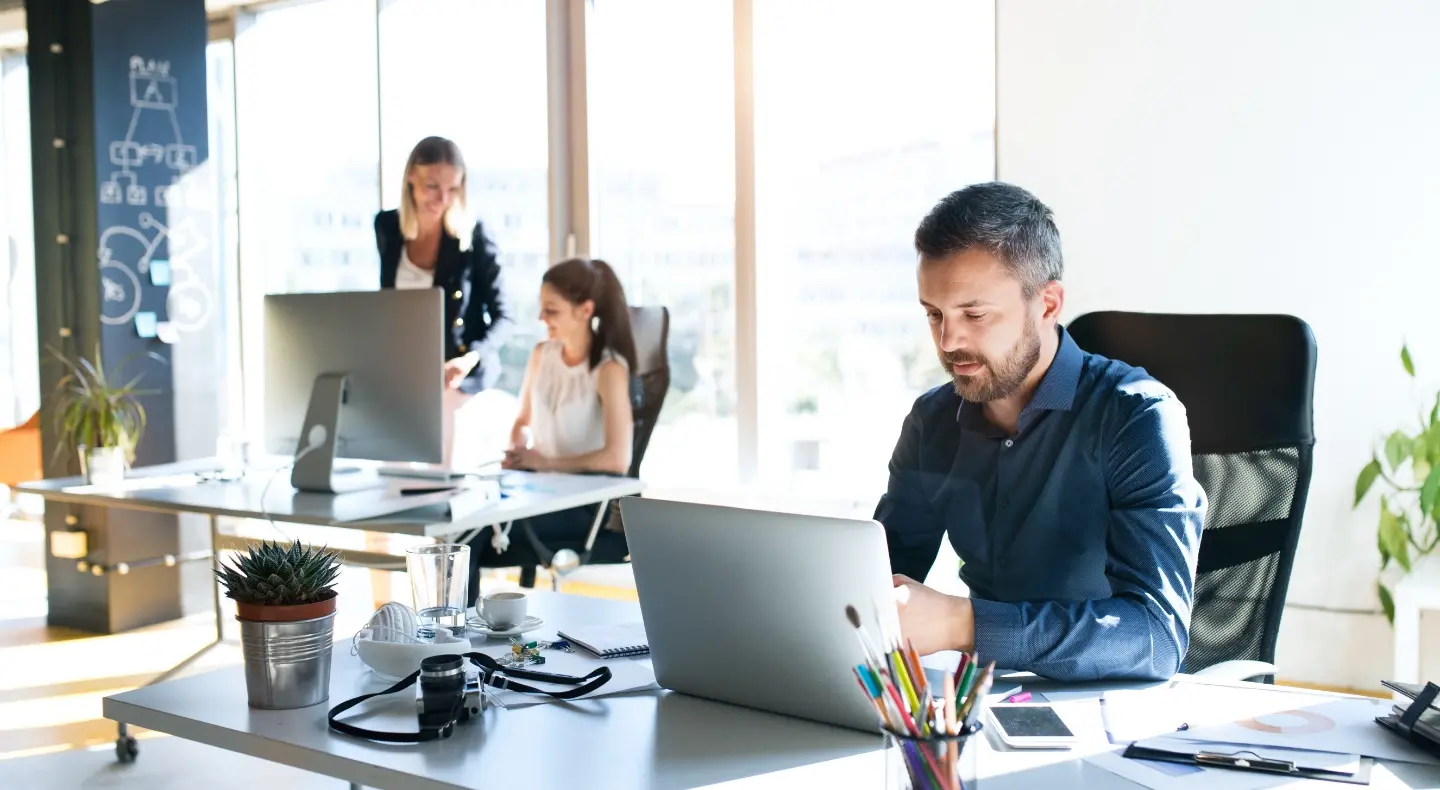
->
[[399, 136, 474, 251]]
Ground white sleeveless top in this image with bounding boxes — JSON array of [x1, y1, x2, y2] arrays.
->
[[529, 340, 627, 459]]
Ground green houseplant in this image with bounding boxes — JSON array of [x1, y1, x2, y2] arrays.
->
[[50, 346, 150, 485], [215, 540, 342, 709], [1354, 344, 1440, 624]]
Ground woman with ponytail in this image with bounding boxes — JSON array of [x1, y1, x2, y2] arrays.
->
[[467, 258, 636, 597]]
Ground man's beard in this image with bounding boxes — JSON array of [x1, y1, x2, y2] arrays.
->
[[940, 320, 1042, 403]]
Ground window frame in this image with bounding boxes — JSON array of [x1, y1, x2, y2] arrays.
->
[[197, 0, 996, 496]]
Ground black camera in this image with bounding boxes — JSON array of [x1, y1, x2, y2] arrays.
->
[[331, 650, 612, 743], [415, 654, 482, 739]]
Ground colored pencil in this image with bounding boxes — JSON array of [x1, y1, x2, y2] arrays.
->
[[853, 668, 895, 731], [959, 661, 996, 730], [955, 658, 977, 707], [942, 674, 957, 735], [951, 651, 971, 691], [906, 639, 928, 700], [891, 651, 923, 731]]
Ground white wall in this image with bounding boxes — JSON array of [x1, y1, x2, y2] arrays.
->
[[998, 0, 1440, 689]]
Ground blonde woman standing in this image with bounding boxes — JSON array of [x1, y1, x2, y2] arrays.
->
[[374, 136, 511, 467]]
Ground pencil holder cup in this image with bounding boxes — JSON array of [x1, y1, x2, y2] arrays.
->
[[883, 724, 981, 790]]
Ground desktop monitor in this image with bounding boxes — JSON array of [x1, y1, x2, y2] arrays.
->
[[263, 289, 444, 493]]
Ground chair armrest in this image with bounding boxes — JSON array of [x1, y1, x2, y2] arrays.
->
[[1192, 660, 1278, 683]]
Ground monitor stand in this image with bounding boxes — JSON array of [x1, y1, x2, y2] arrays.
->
[[290, 373, 385, 495]]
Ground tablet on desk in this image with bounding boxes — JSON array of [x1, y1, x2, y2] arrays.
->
[[987, 703, 1077, 750]]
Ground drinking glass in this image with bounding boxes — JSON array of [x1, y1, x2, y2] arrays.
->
[[406, 544, 470, 637], [216, 431, 252, 477]]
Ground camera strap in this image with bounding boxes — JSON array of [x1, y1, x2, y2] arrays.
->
[[327, 652, 613, 743]]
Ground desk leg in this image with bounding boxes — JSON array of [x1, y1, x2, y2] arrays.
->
[[350, 783, 362, 790], [210, 514, 224, 641], [114, 515, 229, 762], [1395, 595, 1421, 685], [549, 500, 612, 591]]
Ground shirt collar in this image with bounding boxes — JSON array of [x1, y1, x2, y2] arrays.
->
[[1025, 325, 1083, 415], [953, 325, 1084, 433]]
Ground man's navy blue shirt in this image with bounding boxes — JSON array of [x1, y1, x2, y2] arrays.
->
[[876, 326, 1205, 681]]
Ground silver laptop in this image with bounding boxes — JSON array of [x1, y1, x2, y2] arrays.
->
[[620, 498, 900, 732]]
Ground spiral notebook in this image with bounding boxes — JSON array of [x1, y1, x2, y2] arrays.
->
[[557, 623, 650, 658]]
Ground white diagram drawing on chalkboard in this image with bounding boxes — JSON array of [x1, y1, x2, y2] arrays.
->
[[99, 56, 199, 207], [98, 212, 213, 331]]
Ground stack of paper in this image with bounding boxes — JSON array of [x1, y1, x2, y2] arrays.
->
[[1085, 681, 1440, 789]]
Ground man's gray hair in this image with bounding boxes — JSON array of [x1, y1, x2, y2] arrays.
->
[[914, 182, 1063, 297]]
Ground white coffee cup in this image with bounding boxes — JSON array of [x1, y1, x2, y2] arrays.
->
[[480, 591, 528, 629]]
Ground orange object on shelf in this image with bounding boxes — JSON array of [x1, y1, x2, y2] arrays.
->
[[0, 412, 43, 488]]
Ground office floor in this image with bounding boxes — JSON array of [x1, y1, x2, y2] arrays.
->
[[0, 512, 638, 788]]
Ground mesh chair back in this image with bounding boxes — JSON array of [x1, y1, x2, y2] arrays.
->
[[600, 305, 670, 536], [1068, 312, 1316, 674], [626, 305, 671, 478]]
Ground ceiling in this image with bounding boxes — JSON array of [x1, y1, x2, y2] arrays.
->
[[0, 0, 268, 50]]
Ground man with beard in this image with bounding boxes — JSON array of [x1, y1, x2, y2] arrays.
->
[[878, 182, 1206, 681]]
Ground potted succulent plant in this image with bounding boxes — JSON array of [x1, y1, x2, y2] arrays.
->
[[50, 346, 152, 485], [215, 540, 342, 709]]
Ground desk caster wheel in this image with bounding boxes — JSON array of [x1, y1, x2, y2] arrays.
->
[[116, 735, 138, 763]]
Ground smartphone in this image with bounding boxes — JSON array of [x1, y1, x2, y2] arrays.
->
[[986, 703, 1077, 750]]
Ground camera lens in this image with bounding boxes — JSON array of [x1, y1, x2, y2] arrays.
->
[[420, 654, 464, 676], [417, 654, 468, 737]]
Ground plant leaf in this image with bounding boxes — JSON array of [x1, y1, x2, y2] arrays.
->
[[1379, 529, 1392, 570], [1379, 582, 1396, 625], [1427, 422, 1440, 467], [1403, 345, 1416, 377], [1423, 465, 1440, 521], [1386, 431, 1414, 471], [1356, 457, 1382, 507], [1380, 500, 1411, 573]]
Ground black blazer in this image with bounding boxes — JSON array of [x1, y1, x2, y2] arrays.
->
[[374, 209, 511, 393]]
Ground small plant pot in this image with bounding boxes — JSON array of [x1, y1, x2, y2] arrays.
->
[[80, 446, 128, 486], [236, 596, 337, 710]]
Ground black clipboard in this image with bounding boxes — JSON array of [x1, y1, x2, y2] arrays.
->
[[1123, 738, 1375, 785]]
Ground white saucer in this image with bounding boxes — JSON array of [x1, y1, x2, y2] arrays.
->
[[465, 612, 544, 638]]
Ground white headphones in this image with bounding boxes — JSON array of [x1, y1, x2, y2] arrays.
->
[[363, 601, 419, 643]]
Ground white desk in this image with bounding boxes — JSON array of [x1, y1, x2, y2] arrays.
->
[[17, 460, 645, 538], [22, 463, 643, 761], [103, 592, 1440, 790]]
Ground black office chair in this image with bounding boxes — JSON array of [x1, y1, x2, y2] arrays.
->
[[514, 305, 671, 589], [1068, 312, 1316, 681]]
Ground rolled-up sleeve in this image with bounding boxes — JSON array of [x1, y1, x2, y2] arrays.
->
[[875, 404, 946, 581], [969, 393, 1205, 681]]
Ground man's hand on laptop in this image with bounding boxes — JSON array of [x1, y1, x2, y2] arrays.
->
[[892, 574, 974, 656]]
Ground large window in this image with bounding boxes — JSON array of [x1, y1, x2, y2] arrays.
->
[[587, 0, 738, 489], [188, 38, 243, 448], [235, 0, 380, 298], [377, 0, 549, 394], [234, 0, 381, 436], [753, 0, 996, 498], [0, 51, 36, 430], [203, 0, 995, 504]]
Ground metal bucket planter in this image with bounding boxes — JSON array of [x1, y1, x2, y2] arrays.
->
[[237, 597, 337, 709]]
